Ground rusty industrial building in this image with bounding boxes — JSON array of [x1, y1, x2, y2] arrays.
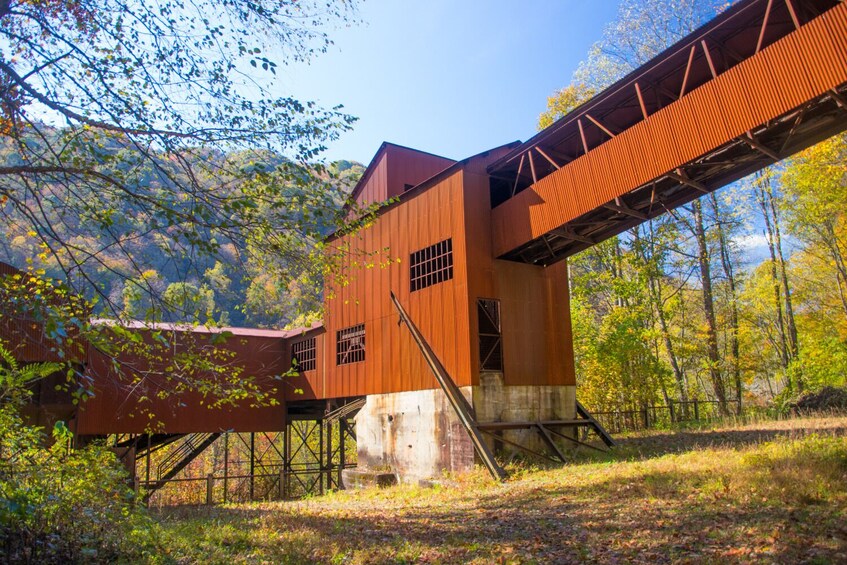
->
[[4, 0, 847, 494]]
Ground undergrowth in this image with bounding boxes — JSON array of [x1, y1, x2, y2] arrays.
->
[[155, 416, 847, 564]]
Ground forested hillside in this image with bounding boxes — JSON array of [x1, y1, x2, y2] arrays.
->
[[0, 132, 364, 328], [545, 0, 847, 412]]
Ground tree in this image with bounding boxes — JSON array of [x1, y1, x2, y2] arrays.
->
[[542, 0, 736, 414], [0, 0, 358, 321], [571, 0, 731, 91], [0, 0, 371, 415], [687, 199, 729, 413], [780, 133, 847, 317], [708, 191, 745, 412], [538, 84, 595, 129]]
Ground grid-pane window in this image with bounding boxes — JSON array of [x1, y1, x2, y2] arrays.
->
[[410, 238, 453, 292], [478, 298, 503, 371], [291, 337, 316, 372], [336, 324, 365, 365]]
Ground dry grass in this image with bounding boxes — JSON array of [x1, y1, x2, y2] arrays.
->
[[152, 415, 847, 564]]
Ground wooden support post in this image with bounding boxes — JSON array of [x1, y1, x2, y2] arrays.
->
[[701, 40, 717, 79], [635, 82, 649, 120], [669, 399, 675, 423], [339, 420, 346, 489], [326, 419, 333, 491], [223, 433, 229, 504], [249, 432, 255, 501], [756, 0, 775, 54], [680, 45, 697, 98], [319, 420, 325, 495], [694, 400, 700, 421], [283, 423, 291, 499], [536, 424, 568, 462], [784, 0, 801, 30], [578, 119, 589, 154], [512, 154, 525, 197], [279, 468, 285, 499], [206, 473, 214, 506], [145, 434, 151, 484]]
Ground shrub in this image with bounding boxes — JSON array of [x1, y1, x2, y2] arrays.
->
[[0, 407, 160, 563]]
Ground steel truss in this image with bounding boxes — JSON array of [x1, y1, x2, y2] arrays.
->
[[108, 402, 360, 505]]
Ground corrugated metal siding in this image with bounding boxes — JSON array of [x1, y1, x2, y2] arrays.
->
[[491, 1, 847, 257], [354, 152, 389, 208], [77, 330, 287, 434], [461, 151, 576, 388], [352, 145, 455, 209], [323, 168, 471, 397], [283, 328, 326, 401], [493, 260, 575, 386], [385, 148, 455, 199]]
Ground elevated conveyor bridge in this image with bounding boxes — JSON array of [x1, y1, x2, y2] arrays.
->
[[488, 0, 847, 264]]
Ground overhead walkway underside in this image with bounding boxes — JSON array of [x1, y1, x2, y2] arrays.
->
[[489, 0, 847, 265]]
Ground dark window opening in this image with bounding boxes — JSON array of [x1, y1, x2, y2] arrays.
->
[[410, 238, 453, 292], [337, 324, 365, 365], [291, 337, 316, 372], [478, 298, 503, 371]]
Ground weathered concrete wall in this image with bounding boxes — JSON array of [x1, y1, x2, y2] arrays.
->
[[354, 387, 476, 483], [353, 380, 577, 484], [474, 373, 576, 454]]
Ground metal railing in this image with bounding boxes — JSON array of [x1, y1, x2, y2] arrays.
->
[[589, 400, 774, 434], [138, 459, 358, 506]]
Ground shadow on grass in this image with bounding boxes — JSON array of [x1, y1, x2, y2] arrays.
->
[[576, 421, 847, 463], [156, 452, 847, 563]]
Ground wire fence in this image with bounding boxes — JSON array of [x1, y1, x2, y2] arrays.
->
[[590, 399, 775, 434], [138, 460, 357, 507]]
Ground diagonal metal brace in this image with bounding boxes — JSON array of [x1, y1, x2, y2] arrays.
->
[[390, 291, 507, 481]]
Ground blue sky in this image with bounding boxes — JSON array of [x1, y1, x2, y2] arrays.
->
[[280, 0, 620, 164]]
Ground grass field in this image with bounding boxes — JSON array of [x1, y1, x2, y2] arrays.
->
[[154, 415, 847, 564]]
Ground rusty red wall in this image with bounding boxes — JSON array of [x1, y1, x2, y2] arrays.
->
[[322, 166, 472, 398], [462, 158, 576, 387], [316, 143, 574, 398], [352, 144, 455, 208], [491, 1, 847, 257], [77, 329, 286, 434], [385, 146, 454, 199]]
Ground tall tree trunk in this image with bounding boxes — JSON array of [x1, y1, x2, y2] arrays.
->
[[819, 221, 847, 318], [638, 222, 690, 416], [766, 182, 801, 393], [709, 193, 742, 414], [613, 237, 627, 308], [757, 175, 790, 374], [692, 200, 728, 414]]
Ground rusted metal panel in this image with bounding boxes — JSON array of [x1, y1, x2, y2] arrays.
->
[[385, 146, 455, 200], [0, 263, 86, 364], [325, 169, 471, 397], [322, 142, 573, 397], [77, 328, 287, 435], [491, 0, 847, 257], [350, 143, 455, 209], [489, 260, 574, 387], [283, 325, 326, 401]]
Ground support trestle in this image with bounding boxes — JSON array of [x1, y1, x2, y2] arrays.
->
[[120, 399, 362, 505]]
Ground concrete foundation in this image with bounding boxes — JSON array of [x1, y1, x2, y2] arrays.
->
[[341, 468, 398, 489], [355, 387, 476, 483], [353, 381, 577, 483], [474, 373, 577, 456]]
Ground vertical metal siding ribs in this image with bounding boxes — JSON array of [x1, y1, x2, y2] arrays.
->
[[491, 1, 847, 257]]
